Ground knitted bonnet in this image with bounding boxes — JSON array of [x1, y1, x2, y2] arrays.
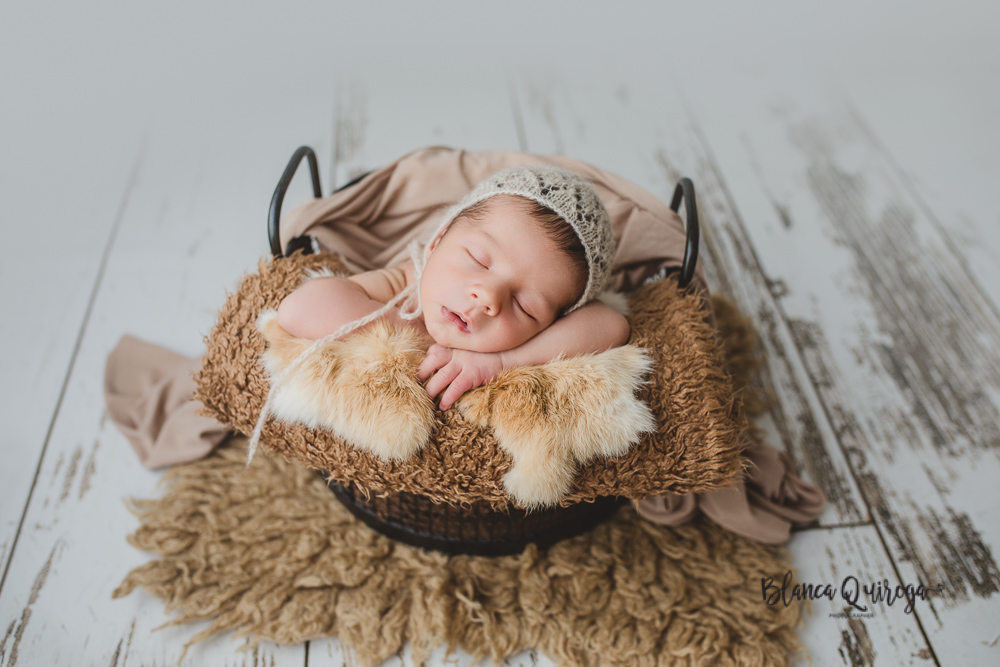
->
[[425, 166, 615, 314]]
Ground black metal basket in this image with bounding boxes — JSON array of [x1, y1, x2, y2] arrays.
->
[[327, 477, 626, 556]]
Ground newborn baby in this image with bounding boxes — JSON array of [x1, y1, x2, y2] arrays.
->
[[277, 166, 629, 411]]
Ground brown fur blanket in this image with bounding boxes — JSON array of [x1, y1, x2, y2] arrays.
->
[[194, 252, 746, 509]]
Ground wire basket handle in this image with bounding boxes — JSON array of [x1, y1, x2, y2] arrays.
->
[[669, 177, 700, 289], [268, 146, 322, 258]]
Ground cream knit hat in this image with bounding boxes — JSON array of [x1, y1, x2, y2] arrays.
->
[[425, 166, 615, 314]]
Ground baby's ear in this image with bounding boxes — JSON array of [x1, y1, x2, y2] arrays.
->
[[428, 222, 455, 253]]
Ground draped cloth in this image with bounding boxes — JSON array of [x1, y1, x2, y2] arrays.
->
[[634, 439, 827, 544], [278, 146, 704, 296], [104, 335, 229, 469], [103, 146, 825, 543]]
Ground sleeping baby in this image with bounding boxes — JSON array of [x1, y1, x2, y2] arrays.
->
[[276, 166, 629, 411]]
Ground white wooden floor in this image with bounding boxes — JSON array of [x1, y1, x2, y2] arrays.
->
[[2, 2, 999, 665]]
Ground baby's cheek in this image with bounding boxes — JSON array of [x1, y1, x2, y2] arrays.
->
[[496, 320, 537, 352], [425, 323, 450, 347], [427, 318, 462, 349]]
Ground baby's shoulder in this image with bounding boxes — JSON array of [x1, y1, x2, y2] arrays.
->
[[348, 262, 412, 304]]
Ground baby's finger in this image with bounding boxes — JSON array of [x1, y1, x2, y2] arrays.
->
[[416, 346, 448, 382], [438, 374, 474, 412], [416, 357, 441, 382], [424, 363, 461, 402]]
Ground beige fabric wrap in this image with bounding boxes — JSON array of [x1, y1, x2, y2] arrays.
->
[[279, 146, 704, 296], [104, 335, 229, 468]]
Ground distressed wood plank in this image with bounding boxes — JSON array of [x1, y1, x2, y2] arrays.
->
[[511, 75, 866, 526], [823, 41, 1000, 317], [680, 64, 1000, 664], [0, 52, 143, 584], [328, 65, 522, 190], [0, 85, 338, 663], [788, 526, 936, 666], [307, 641, 548, 667]]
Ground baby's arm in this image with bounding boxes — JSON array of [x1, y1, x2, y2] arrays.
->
[[498, 300, 630, 369], [276, 261, 416, 339], [418, 301, 629, 410]]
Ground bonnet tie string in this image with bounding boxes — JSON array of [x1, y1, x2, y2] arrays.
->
[[246, 240, 427, 465]]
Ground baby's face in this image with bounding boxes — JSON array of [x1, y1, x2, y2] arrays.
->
[[419, 195, 583, 353]]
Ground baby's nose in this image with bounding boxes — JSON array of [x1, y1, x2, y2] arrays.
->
[[470, 284, 504, 315]]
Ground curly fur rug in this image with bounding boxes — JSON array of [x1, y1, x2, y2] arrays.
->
[[113, 436, 801, 666]]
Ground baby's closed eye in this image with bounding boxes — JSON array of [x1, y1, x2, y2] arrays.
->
[[466, 248, 486, 267], [515, 297, 534, 320]]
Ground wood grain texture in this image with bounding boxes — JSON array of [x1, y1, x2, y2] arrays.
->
[[0, 92, 333, 664], [305, 641, 547, 667], [825, 53, 1000, 318], [327, 66, 521, 190], [0, 143, 141, 588], [788, 526, 936, 666], [681, 64, 1000, 664]]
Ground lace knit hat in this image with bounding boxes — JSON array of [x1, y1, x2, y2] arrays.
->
[[425, 166, 615, 314]]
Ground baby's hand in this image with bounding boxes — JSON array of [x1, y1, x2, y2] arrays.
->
[[417, 344, 505, 411]]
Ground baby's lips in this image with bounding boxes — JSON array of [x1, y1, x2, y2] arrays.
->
[[441, 306, 471, 334]]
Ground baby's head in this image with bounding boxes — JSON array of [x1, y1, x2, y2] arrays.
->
[[418, 167, 614, 353]]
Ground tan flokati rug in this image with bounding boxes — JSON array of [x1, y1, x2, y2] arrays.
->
[[113, 437, 802, 666]]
